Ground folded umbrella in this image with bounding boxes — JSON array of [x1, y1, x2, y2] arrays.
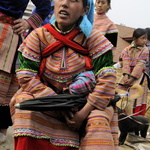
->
[[15, 93, 87, 111]]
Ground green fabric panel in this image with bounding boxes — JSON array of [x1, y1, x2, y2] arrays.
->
[[92, 50, 113, 74], [18, 52, 40, 71], [18, 50, 113, 74]]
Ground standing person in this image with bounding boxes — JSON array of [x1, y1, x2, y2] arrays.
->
[[10, 0, 118, 149], [118, 28, 149, 116], [93, 0, 118, 47], [32, 0, 55, 26], [0, 0, 51, 144], [145, 28, 150, 76]]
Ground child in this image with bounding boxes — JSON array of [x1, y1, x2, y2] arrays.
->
[[93, 0, 118, 47], [118, 28, 149, 116], [10, 0, 118, 149]]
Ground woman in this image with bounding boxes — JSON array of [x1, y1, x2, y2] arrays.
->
[[0, 0, 51, 144], [93, 0, 118, 47], [10, 0, 118, 149]]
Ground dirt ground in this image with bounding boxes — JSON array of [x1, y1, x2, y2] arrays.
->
[[0, 69, 150, 150]]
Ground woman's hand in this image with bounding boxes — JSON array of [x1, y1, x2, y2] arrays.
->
[[63, 103, 94, 131], [13, 19, 31, 34], [68, 110, 87, 131], [62, 110, 76, 127]]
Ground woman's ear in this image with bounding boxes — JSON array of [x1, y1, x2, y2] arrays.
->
[[82, 6, 89, 16]]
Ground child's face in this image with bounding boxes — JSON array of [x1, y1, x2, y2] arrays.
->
[[54, 0, 88, 31], [134, 34, 147, 47], [95, 0, 110, 14]]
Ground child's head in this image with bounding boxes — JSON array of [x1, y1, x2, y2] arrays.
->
[[54, 0, 89, 31], [132, 28, 147, 47], [145, 28, 150, 41], [95, 0, 111, 14]]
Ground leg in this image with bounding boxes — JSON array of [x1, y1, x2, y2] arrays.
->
[[119, 131, 128, 145], [140, 126, 149, 138]]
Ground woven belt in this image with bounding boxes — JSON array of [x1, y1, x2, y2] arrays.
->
[[0, 12, 15, 25]]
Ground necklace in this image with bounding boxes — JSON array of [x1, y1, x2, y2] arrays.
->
[[53, 23, 75, 34]]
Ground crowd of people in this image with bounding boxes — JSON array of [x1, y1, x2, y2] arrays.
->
[[0, 0, 150, 150]]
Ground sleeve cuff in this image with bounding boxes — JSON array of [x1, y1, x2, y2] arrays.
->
[[26, 13, 43, 29]]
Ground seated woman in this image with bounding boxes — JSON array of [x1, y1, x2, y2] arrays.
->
[[10, 0, 118, 150]]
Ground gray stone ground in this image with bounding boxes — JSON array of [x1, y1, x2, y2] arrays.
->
[[0, 127, 150, 150], [0, 127, 14, 150]]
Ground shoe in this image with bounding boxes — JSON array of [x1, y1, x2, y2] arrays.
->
[[0, 133, 6, 144]]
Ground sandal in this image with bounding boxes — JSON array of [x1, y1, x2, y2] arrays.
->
[[0, 133, 6, 144]]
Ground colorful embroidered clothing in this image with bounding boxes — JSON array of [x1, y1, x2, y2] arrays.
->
[[0, 0, 51, 102], [10, 24, 118, 149], [0, 0, 51, 129], [118, 43, 149, 115], [0, 0, 51, 28], [93, 13, 118, 47]]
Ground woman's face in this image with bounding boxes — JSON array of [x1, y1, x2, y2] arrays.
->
[[95, 0, 110, 14], [54, 0, 88, 31]]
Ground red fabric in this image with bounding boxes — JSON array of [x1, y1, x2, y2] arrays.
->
[[133, 104, 146, 116], [38, 24, 93, 78], [43, 24, 89, 56], [15, 137, 78, 150]]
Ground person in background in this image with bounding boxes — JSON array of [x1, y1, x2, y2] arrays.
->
[[93, 0, 118, 48], [118, 28, 149, 116], [0, 0, 51, 144], [10, 0, 118, 149], [145, 28, 150, 76]]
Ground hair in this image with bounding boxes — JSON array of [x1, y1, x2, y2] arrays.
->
[[145, 28, 150, 41], [132, 28, 147, 39], [83, 0, 88, 7], [107, 0, 111, 4], [96, 0, 111, 3]]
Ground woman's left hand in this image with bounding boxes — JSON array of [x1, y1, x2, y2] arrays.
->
[[13, 19, 31, 34]]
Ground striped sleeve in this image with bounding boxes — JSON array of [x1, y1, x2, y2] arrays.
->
[[86, 29, 114, 59], [26, 13, 43, 29], [86, 30, 117, 110], [87, 67, 117, 110], [121, 47, 131, 75], [18, 29, 41, 62], [16, 29, 56, 98], [131, 47, 149, 78]]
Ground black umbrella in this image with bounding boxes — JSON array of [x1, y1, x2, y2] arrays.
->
[[15, 93, 87, 111]]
